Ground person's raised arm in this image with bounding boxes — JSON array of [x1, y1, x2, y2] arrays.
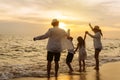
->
[[84, 32, 87, 41], [67, 29, 70, 37], [89, 23, 94, 31]]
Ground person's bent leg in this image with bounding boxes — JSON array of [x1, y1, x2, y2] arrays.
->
[[66, 53, 74, 72], [66, 62, 73, 72]]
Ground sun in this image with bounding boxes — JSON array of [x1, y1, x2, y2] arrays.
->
[[59, 22, 67, 31]]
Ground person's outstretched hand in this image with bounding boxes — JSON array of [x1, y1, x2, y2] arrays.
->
[[33, 37, 36, 41], [85, 31, 88, 34]]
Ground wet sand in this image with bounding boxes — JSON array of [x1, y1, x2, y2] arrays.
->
[[11, 62, 120, 80]]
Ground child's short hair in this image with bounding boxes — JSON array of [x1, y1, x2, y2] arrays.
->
[[67, 36, 73, 41]]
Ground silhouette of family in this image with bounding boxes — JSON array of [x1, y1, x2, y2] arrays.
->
[[33, 19, 103, 78]]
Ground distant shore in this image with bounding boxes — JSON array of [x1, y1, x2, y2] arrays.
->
[[11, 61, 120, 80]]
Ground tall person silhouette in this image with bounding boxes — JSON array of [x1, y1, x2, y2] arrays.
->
[[33, 19, 68, 78]]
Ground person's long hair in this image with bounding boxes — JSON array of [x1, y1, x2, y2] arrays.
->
[[77, 36, 85, 48], [99, 29, 103, 36], [93, 25, 103, 37]]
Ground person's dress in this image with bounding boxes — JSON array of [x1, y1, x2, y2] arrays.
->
[[78, 46, 87, 61]]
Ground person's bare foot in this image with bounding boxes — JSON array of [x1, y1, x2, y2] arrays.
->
[[94, 67, 99, 71], [69, 69, 74, 73], [47, 74, 50, 78], [79, 69, 82, 72], [83, 69, 86, 72], [83, 67, 86, 72]]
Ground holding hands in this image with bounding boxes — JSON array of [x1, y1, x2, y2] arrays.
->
[[33, 37, 37, 41], [74, 49, 77, 54], [85, 23, 93, 34], [85, 31, 88, 34]]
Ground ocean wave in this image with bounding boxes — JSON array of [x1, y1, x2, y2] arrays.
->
[[0, 56, 120, 80], [0, 35, 120, 79]]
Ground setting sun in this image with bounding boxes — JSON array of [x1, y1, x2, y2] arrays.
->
[[59, 22, 68, 31]]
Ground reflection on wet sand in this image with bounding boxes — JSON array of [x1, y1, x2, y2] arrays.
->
[[95, 71, 101, 80], [11, 62, 120, 80], [79, 73, 87, 80]]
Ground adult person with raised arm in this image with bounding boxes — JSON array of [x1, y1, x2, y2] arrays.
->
[[86, 23, 103, 70]]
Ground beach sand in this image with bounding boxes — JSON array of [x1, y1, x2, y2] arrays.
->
[[11, 62, 120, 80]]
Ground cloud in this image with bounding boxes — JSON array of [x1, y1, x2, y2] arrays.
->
[[0, 0, 120, 27]]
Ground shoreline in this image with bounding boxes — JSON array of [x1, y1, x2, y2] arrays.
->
[[10, 61, 120, 80]]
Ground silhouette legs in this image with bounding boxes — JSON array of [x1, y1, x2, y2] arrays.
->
[[94, 50, 101, 70], [47, 61, 59, 78], [66, 62, 73, 73], [47, 61, 51, 78], [79, 60, 86, 72], [55, 61, 59, 77]]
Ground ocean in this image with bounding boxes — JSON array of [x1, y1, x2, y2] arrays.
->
[[0, 34, 120, 80]]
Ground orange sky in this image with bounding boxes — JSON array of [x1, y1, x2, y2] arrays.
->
[[0, 0, 120, 38]]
